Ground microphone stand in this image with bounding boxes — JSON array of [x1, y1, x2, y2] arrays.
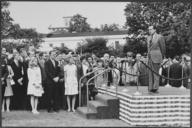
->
[[134, 59, 142, 96], [165, 58, 172, 88]]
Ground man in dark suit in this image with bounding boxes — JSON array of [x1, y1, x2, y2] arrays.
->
[[147, 25, 166, 93], [45, 50, 60, 112]]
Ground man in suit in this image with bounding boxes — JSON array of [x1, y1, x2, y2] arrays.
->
[[45, 50, 60, 112], [147, 25, 166, 93]]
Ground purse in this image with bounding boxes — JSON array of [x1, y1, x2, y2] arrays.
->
[[10, 78, 15, 85]]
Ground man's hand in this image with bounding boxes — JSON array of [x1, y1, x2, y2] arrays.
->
[[59, 78, 64, 82], [18, 78, 23, 85], [53, 77, 59, 83]]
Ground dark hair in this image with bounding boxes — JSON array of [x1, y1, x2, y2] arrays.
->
[[87, 56, 93, 61], [39, 52, 44, 57], [49, 50, 56, 55]]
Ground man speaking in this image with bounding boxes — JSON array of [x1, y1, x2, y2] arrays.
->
[[147, 25, 166, 93]]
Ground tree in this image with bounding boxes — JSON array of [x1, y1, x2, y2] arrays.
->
[[108, 43, 124, 57], [53, 44, 73, 54], [100, 23, 120, 32], [68, 14, 91, 33], [76, 38, 109, 57], [124, 2, 191, 57], [1, 1, 13, 39], [1, 2, 42, 49], [123, 38, 147, 55], [2, 25, 43, 49]]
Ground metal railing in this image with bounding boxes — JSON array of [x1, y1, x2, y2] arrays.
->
[[86, 68, 120, 112], [78, 67, 105, 107]]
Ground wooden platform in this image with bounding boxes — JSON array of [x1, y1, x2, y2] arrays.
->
[[98, 85, 190, 126]]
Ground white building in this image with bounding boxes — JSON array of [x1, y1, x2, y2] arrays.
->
[[40, 30, 128, 52]]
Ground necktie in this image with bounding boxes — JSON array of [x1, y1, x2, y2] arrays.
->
[[149, 34, 154, 48], [52, 60, 55, 67]]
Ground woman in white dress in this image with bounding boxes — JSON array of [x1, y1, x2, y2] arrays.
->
[[64, 57, 78, 112], [27, 56, 44, 114]]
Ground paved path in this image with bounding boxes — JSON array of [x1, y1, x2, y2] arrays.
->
[[2, 110, 129, 127]]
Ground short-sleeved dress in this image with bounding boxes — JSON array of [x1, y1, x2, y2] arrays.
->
[[27, 67, 44, 97], [4, 66, 14, 97], [64, 64, 78, 95]]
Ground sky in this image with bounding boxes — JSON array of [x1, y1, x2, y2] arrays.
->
[[8, 2, 129, 34]]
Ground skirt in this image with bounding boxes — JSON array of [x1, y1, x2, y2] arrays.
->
[[4, 79, 13, 97]]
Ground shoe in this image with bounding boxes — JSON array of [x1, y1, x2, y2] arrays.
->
[[6, 109, 10, 112], [53, 109, 59, 113], [2, 109, 5, 112], [67, 109, 71, 112], [32, 110, 35, 114], [47, 108, 53, 113], [33, 110, 39, 114], [72, 109, 76, 112]]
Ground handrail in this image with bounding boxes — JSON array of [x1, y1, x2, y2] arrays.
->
[[86, 68, 120, 112], [86, 68, 111, 112], [111, 68, 120, 97], [78, 67, 105, 107]]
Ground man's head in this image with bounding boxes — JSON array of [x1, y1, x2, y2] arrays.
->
[[104, 53, 109, 61], [87, 56, 93, 64], [110, 55, 115, 61], [2, 48, 6, 55], [148, 25, 156, 35], [127, 51, 134, 61], [136, 53, 141, 61], [49, 50, 57, 60]]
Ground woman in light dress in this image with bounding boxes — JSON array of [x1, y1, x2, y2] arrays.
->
[[27, 56, 44, 114], [64, 57, 78, 112], [94, 59, 105, 87], [2, 59, 14, 112]]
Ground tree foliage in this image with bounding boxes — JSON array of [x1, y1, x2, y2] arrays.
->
[[124, 2, 191, 57], [53, 44, 73, 54], [1, 2, 43, 49], [100, 23, 120, 32], [76, 38, 109, 57], [1, 1, 13, 39], [3, 23, 43, 48], [68, 14, 91, 33]]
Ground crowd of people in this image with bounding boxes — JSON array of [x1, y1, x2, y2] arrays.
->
[[1, 46, 191, 114]]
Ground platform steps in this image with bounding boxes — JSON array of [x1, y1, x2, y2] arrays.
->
[[76, 93, 119, 119]]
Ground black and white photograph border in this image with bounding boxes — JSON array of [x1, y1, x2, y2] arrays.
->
[[1, 0, 192, 127]]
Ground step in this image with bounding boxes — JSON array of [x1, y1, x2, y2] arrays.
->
[[88, 101, 109, 119], [76, 107, 98, 119], [95, 94, 119, 118], [95, 94, 119, 105]]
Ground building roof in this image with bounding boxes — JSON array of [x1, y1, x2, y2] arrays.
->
[[45, 30, 128, 38]]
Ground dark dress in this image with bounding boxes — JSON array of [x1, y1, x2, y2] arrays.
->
[[169, 63, 182, 87], [21, 59, 30, 110], [76, 63, 87, 107], [138, 61, 149, 86], [10, 60, 24, 110]]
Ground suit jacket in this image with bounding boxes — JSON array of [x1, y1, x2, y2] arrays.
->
[[147, 33, 166, 63], [45, 59, 60, 85]]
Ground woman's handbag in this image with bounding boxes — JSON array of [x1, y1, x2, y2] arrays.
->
[[10, 78, 15, 85]]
